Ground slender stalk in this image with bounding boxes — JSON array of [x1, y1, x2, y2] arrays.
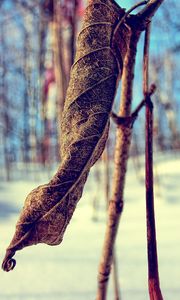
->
[[104, 146, 121, 300], [112, 249, 120, 300], [96, 0, 165, 296], [144, 24, 163, 300], [137, 0, 165, 20], [143, 24, 150, 94], [96, 30, 141, 300], [113, 0, 148, 41]]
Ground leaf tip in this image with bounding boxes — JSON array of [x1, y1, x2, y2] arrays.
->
[[2, 250, 16, 272]]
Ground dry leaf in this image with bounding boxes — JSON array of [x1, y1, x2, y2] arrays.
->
[[2, 0, 129, 271]]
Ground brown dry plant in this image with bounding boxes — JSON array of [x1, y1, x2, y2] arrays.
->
[[2, 0, 129, 272]]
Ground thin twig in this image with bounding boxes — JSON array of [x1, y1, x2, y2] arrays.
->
[[111, 99, 146, 126], [113, 0, 148, 43], [96, 29, 141, 300], [138, 0, 165, 20], [112, 249, 120, 300], [104, 147, 121, 300], [144, 23, 164, 300], [111, 82, 156, 126], [111, 94, 148, 127], [96, 0, 165, 298], [143, 24, 150, 94]]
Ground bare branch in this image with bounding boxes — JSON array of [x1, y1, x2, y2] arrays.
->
[[96, 29, 141, 300], [144, 24, 164, 300], [137, 0, 165, 21], [111, 83, 156, 126], [113, 1, 148, 40], [96, 1, 165, 298], [143, 24, 151, 94]]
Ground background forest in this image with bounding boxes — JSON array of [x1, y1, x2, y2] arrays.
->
[[0, 0, 180, 179], [0, 0, 180, 300]]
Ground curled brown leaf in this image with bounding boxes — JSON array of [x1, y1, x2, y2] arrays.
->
[[2, 0, 130, 271]]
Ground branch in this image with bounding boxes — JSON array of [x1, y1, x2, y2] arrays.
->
[[113, 1, 148, 39], [96, 28, 141, 300], [137, 0, 165, 21], [96, 1, 165, 298], [144, 24, 164, 300], [143, 22, 150, 94], [111, 83, 156, 127]]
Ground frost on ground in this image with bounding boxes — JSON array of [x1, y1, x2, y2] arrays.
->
[[0, 153, 180, 300]]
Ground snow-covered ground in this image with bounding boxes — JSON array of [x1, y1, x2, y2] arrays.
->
[[0, 153, 180, 299]]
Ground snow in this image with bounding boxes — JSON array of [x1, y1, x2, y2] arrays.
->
[[0, 153, 180, 299]]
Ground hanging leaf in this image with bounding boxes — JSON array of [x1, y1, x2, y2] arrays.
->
[[2, 0, 130, 271]]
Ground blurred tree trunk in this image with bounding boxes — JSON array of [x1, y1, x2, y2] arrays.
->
[[39, 5, 49, 167], [0, 24, 11, 181], [39, 0, 81, 164], [53, 0, 68, 118], [50, 0, 79, 161], [163, 54, 180, 149], [68, 0, 78, 68], [151, 54, 180, 150], [22, 30, 30, 166], [52, 1, 67, 161]]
